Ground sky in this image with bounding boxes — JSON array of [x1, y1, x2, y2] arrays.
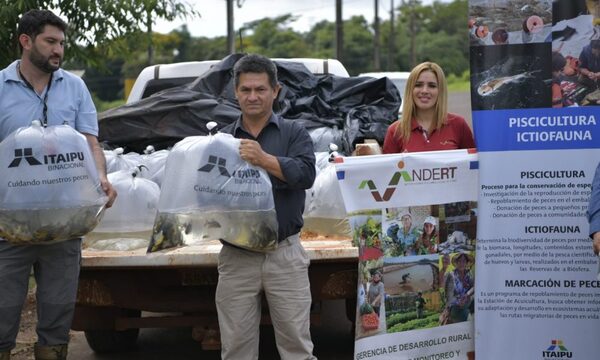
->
[[154, 0, 445, 38]]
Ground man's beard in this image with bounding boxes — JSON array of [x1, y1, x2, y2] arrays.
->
[[29, 46, 61, 73]]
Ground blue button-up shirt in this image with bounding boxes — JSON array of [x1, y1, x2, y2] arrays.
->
[[223, 114, 316, 241], [0, 60, 97, 142]]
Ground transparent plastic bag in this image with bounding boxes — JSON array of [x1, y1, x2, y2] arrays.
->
[[105, 147, 140, 174], [0, 121, 107, 244], [148, 131, 278, 253], [305, 163, 347, 219], [308, 126, 343, 153], [93, 167, 160, 233], [138, 145, 169, 187], [303, 159, 350, 237]]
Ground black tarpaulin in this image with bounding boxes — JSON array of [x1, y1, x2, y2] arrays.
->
[[99, 54, 401, 154]]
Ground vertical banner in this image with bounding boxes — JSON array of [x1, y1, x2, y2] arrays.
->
[[335, 150, 478, 360], [469, 0, 600, 359]]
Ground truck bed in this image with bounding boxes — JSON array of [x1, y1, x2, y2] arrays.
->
[[81, 237, 357, 268]]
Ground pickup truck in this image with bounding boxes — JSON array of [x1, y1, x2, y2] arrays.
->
[[72, 58, 358, 352]]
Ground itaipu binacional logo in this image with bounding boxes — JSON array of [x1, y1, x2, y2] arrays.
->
[[198, 155, 231, 177], [8, 147, 85, 170], [542, 340, 573, 359], [198, 154, 262, 184], [358, 160, 458, 202]]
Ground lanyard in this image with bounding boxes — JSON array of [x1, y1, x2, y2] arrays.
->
[[18, 64, 53, 127]]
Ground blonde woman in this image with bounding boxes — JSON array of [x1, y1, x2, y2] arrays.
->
[[383, 62, 475, 153]]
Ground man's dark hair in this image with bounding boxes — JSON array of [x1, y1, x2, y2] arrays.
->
[[233, 54, 278, 89], [17, 10, 68, 51], [591, 39, 600, 50]]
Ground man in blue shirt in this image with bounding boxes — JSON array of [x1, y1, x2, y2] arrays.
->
[[589, 162, 600, 255], [578, 39, 600, 89], [217, 54, 317, 360], [0, 10, 116, 360]]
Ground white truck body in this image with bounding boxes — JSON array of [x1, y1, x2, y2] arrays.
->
[[127, 58, 350, 104]]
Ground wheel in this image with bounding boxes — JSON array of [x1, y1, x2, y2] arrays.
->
[[84, 328, 139, 353], [84, 309, 141, 353]]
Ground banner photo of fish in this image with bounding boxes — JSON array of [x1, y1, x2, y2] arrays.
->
[[468, 0, 600, 110]]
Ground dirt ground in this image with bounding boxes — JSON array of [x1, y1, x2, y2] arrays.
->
[[13, 288, 37, 360]]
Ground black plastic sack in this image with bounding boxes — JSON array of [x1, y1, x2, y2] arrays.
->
[[99, 54, 401, 155]]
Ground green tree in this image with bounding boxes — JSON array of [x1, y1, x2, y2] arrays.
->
[[241, 15, 309, 58], [305, 20, 335, 59], [342, 16, 375, 76], [427, 0, 468, 36], [379, 0, 468, 76], [187, 36, 229, 62], [0, 0, 198, 68]]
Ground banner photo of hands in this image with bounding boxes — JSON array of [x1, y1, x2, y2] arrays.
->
[[335, 149, 478, 360]]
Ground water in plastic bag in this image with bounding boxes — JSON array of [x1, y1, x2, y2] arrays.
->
[[0, 121, 107, 244], [147, 132, 278, 252], [303, 157, 350, 237]]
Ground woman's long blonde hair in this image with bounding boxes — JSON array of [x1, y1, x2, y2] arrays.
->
[[394, 62, 449, 143]]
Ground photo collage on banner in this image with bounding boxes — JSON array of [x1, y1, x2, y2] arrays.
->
[[335, 152, 478, 360], [470, 0, 600, 359]]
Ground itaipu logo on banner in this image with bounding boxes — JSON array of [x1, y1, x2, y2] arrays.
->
[[542, 340, 572, 359]]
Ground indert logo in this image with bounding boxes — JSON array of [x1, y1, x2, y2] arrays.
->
[[358, 160, 458, 202], [198, 155, 231, 177], [358, 160, 412, 201], [542, 340, 573, 359], [8, 148, 42, 167]]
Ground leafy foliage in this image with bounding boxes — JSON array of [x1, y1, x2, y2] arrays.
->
[[1, 0, 469, 103], [386, 310, 436, 328], [353, 217, 382, 248], [0, 0, 198, 68], [387, 313, 439, 333]]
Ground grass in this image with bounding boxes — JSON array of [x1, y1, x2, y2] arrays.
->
[[447, 70, 471, 92], [94, 98, 126, 113], [448, 80, 470, 92]]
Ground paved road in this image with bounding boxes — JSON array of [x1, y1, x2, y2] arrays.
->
[[449, 91, 472, 127], [67, 91, 472, 360]]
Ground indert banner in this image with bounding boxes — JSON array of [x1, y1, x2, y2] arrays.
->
[[469, 0, 600, 359], [335, 150, 478, 360]]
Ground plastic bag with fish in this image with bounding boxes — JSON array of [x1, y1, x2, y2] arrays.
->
[[0, 121, 107, 244], [148, 132, 278, 253]]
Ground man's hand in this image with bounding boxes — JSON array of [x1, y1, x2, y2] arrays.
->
[[593, 232, 600, 255], [239, 139, 286, 181], [239, 139, 267, 167], [101, 178, 117, 208]]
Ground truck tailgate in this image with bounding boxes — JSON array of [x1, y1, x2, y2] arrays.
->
[[81, 238, 358, 268]]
